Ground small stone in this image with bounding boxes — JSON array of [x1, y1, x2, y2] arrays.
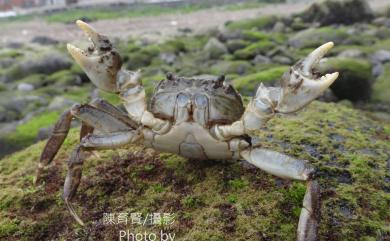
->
[[272, 21, 286, 32], [371, 50, 390, 63], [203, 38, 228, 59], [17, 83, 34, 92], [271, 55, 293, 65], [160, 53, 177, 65], [337, 49, 365, 59], [252, 54, 271, 65], [48, 97, 76, 111]]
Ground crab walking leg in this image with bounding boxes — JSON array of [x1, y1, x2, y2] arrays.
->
[[297, 180, 320, 241], [36, 110, 73, 184], [35, 103, 135, 184], [90, 98, 138, 129], [240, 148, 320, 241], [64, 131, 139, 226]]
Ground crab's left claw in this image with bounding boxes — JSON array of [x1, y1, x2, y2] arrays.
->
[[67, 20, 122, 93], [274, 42, 339, 114]]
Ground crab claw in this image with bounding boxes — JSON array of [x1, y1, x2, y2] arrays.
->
[[67, 20, 122, 93], [274, 42, 339, 114]]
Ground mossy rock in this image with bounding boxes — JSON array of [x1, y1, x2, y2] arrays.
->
[[372, 62, 390, 104], [14, 74, 46, 88], [234, 40, 277, 60], [126, 45, 161, 69], [288, 27, 349, 49], [317, 57, 373, 101], [241, 30, 270, 42], [226, 15, 278, 31], [225, 39, 251, 54], [232, 66, 289, 95], [298, 0, 374, 26], [0, 102, 389, 240], [211, 61, 254, 76]]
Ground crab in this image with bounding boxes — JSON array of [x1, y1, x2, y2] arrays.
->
[[35, 20, 338, 241]]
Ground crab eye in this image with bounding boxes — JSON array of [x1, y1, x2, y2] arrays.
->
[[177, 93, 190, 107], [195, 94, 208, 108]]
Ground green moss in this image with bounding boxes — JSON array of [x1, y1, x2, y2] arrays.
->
[[0, 77, 389, 241], [372, 63, 390, 104], [46, 69, 76, 86], [228, 178, 249, 189], [226, 15, 277, 30], [234, 40, 276, 60], [211, 60, 254, 76], [0, 49, 23, 59], [225, 39, 251, 53], [127, 45, 161, 69], [289, 26, 349, 48], [241, 30, 269, 42], [0, 218, 19, 238], [3, 111, 61, 150], [232, 66, 288, 95], [15, 74, 46, 87], [0, 83, 6, 92]]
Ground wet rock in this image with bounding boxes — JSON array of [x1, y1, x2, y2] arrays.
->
[[36, 126, 54, 141], [0, 58, 16, 69], [159, 52, 177, 65], [17, 53, 72, 78], [17, 83, 34, 92], [271, 55, 293, 65], [371, 50, 390, 64], [226, 39, 250, 54], [372, 63, 384, 78], [337, 49, 365, 59], [272, 21, 286, 33], [4, 96, 47, 118], [48, 96, 76, 111], [288, 27, 348, 48], [31, 36, 59, 45], [318, 57, 373, 101], [203, 38, 228, 59], [299, 0, 374, 26], [372, 17, 390, 28], [0, 106, 19, 123], [251, 54, 271, 65]]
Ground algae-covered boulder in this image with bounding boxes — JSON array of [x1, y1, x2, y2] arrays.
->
[[372, 62, 390, 105], [0, 102, 388, 241], [232, 66, 289, 95], [203, 38, 228, 60], [288, 27, 349, 48], [299, 0, 374, 26], [318, 57, 373, 102]]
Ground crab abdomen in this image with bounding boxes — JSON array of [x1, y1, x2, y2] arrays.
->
[[143, 122, 233, 160]]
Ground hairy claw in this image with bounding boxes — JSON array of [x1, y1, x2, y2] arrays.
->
[[275, 42, 339, 113], [67, 20, 122, 93]]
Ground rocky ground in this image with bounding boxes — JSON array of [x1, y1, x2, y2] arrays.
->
[[0, 0, 389, 240]]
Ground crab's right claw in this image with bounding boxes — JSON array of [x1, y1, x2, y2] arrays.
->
[[275, 42, 339, 114], [67, 20, 122, 92]]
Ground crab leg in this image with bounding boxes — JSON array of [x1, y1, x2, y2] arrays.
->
[[240, 148, 320, 241], [64, 130, 140, 226], [35, 110, 73, 184], [35, 103, 135, 184], [90, 98, 138, 129]]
